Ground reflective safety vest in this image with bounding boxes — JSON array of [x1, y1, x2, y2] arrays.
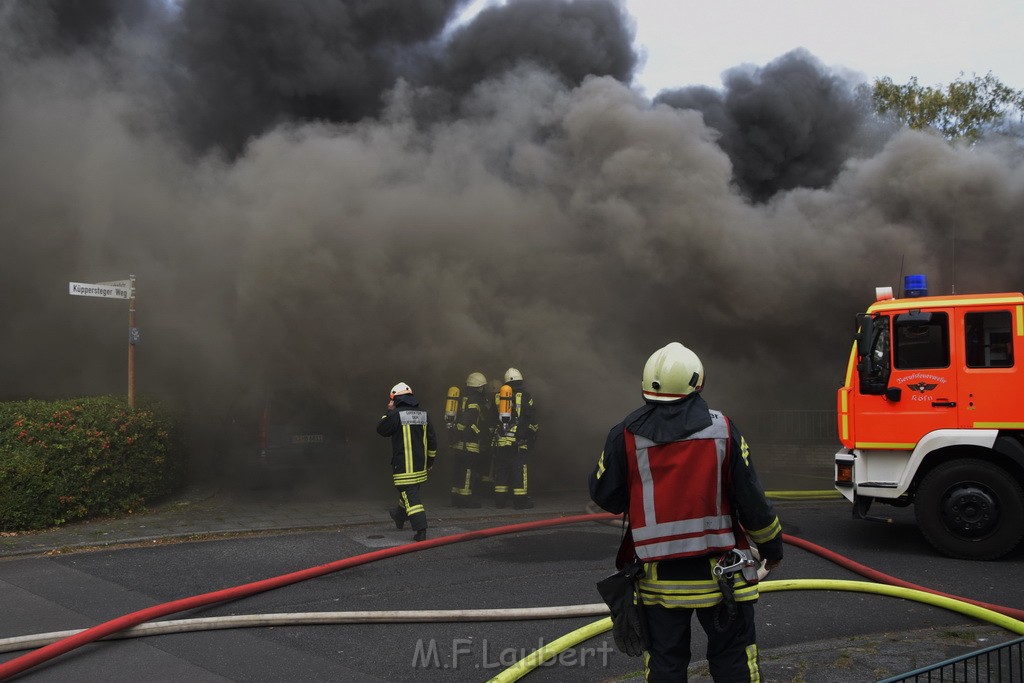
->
[[626, 410, 739, 561]]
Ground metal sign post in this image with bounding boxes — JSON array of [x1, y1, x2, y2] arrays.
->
[[127, 274, 137, 409], [69, 274, 138, 408]]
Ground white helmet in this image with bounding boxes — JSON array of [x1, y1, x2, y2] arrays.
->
[[466, 372, 487, 388], [504, 367, 523, 382], [642, 343, 704, 402], [389, 382, 413, 399]]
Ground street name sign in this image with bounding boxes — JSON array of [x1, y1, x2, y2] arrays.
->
[[68, 282, 131, 300]]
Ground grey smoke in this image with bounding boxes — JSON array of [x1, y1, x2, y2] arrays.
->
[[1, 0, 1022, 493]]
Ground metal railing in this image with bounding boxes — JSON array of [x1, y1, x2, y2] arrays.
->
[[877, 635, 1024, 682], [733, 410, 837, 444]]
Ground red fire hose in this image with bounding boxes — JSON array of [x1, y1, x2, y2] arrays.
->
[[782, 533, 1024, 621]]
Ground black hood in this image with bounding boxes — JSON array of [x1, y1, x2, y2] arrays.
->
[[394, 394, 420, 408], [624, 393, 713, 442]]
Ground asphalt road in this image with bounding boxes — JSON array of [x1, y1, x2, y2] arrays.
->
[[1, 500, 1022, 682]]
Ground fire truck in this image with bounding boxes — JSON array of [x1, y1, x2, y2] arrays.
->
[[834, 274, 1024, 560]]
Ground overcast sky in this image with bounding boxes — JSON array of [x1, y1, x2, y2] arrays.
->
[[625, 0, 1023, 95], [460, 0, 1023, 95]]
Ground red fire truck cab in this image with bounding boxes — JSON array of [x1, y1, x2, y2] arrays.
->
[[835, 275, 1024, 560]]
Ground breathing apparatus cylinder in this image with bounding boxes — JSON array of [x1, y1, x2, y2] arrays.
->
[[445, 386, 460, 429], [498, 383, 513, 433]]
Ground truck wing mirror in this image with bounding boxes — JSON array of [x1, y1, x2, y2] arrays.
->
[[856, 313, 892, 396], [855, 313, 873, 357]]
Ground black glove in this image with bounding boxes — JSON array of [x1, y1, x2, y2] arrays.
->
[[610, 597, 646, 657], [596, 562, 649, 657]]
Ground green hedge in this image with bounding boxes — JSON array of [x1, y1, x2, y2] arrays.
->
[[0, 396, 186, 531]]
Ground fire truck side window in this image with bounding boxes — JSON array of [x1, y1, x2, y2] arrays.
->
[[965, 311, 1014, 368], [893, 312, 949, 369]]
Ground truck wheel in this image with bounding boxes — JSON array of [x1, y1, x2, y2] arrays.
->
[[915, 459, 1024, 560]]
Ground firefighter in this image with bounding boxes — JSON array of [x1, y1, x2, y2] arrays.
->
[[589, 343, 783, 682], [492, 367, 539, 509], [377, 382, 437, 542], [450, 372, 488, 508]]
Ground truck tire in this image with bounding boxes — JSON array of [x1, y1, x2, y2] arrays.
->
[[915, 459, 1024, 560]]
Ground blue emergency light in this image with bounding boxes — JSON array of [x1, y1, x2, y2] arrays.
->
[[904, 274, 928, 298]]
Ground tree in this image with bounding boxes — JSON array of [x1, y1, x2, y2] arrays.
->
[[872, 72, 1024, 142]]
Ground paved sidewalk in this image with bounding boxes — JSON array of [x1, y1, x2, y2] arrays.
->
[[0, 462, 838, 559], [0, 483, 596, 558]]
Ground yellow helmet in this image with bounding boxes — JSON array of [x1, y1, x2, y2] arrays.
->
[[466, 372, 487, 388], [389, 382, 413, 399], [642, 343, 703, 402], [504, 367, 523, 382]]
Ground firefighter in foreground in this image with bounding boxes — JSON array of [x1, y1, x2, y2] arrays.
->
[[377, 382, 437, 542], [589, 343, 783, 682], [492, 367, 539, 509], [449, 372, 488, 508]]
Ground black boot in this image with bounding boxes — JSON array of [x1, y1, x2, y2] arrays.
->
[[413, 528, 427, 542], [513, 497, 535, 510], [389, 507, 406, 530]]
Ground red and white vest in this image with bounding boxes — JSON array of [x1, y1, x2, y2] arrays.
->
[[626, 410, 743, 561]]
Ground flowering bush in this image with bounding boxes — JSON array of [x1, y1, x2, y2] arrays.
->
[[0, 396, 186, 531]]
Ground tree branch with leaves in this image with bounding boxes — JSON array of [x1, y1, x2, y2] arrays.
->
[[872, 72, 1024, 142]]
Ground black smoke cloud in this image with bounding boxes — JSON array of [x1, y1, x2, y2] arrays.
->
[[657, 49, 886, 202], [1, 0, 1022, 494], [0, 0, 156, 54], [167, 0, 465, 155], [164, 0, 635, 156], [439, 0, 636, 93]]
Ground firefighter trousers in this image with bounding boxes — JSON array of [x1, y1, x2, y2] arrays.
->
[[450, 448, 478, 500], [392, 484, 427, 532], [492, 445, 528, 503], [643, 601, 760, 682]]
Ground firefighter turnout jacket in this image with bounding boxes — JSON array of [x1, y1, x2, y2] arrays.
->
[[589, 393, 783, 609], [456, 390, 486, 453], [377, 394, 438, 486]]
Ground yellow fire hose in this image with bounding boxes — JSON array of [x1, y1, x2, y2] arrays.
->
[[486, 578, 1024, 682]]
